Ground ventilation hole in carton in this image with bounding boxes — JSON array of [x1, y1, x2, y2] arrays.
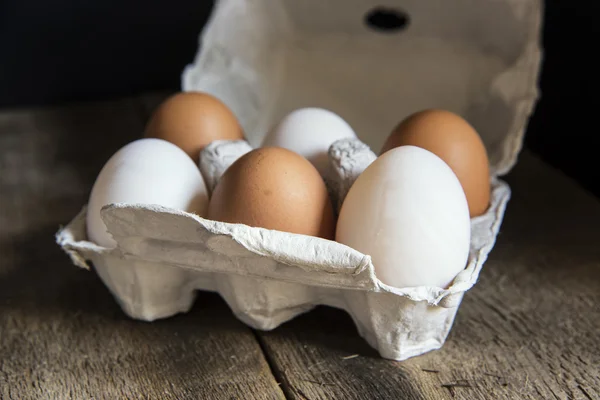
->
[[365, 7, 409, 33]]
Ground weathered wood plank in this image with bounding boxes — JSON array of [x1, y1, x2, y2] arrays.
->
[[0, 98, 284, 400], [3, 92, 598, 399], [256, 151, 600, 400]]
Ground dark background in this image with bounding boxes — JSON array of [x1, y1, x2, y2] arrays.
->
[[0, 1, 598, 197]]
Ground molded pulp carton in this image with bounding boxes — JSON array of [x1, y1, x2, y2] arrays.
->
[[57, 0, 543, 360]]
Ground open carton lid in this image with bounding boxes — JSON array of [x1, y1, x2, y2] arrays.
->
[[182, 0, 543, 177]]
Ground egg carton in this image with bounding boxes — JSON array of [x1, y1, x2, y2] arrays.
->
[[56, 0, 543, 361]]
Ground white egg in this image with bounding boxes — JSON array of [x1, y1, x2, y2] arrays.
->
[[86, 138, 209, 248], [262, 108, 357, 177], [336, 146, 471, 289]]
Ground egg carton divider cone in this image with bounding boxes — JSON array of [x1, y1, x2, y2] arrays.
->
[[56, 0, 542, 361]]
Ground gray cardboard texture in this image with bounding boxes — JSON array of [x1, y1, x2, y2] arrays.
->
[[57, 0, 542, 360]]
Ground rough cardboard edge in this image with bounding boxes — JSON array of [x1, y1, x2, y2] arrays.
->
[[492, 0, 544, 176], [55, 178, 510, 308]]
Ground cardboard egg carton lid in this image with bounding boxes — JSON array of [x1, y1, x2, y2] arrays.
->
[[182, 0, 542, 176]]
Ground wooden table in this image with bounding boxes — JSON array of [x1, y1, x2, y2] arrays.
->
[[1, 94, 598, 400]]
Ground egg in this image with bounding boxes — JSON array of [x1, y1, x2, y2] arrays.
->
[[261, 108, 357, 178], [86, 138, 209, 248], [336, 146, 470, 289], [208, 147, 335, 239], [144, 92, 244, 162], [381, 109, 490, 217]]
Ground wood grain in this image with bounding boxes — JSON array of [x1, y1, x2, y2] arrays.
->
[[256, 151, 600, 400], [0, 98, 284, 400], [2, 93, 599, 400]]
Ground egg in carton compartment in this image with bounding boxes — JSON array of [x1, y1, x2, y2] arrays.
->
[[56, 0, 542, 361]]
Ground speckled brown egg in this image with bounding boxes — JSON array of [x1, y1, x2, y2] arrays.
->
[[381, 109, 490, 217], [208, 147, 335, 239], [144, 91, 244, 162]]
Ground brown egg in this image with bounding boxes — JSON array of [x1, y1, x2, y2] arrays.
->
[[208, 147, 335, 239], [144, 91, 244, 162], [381, 109, 490, 217]]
